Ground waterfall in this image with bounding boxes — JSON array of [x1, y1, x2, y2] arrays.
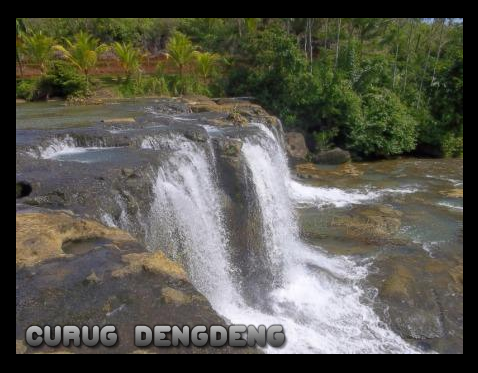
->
[[138, 126, 418, 354], [144, 135, 242, 311], [234, 124, 418, 353]]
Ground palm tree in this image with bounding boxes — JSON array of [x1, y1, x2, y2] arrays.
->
[[166, 32, 195, 82], [193, 51, 220, 82], [54, 31, 109, 90], [112, 42, 142, 81], [22, 31, 55, 75]]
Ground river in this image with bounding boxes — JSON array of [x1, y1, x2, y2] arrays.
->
[[16, 99, 463, 354]]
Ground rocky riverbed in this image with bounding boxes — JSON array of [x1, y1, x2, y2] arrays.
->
[[16, 97, 463, 354]]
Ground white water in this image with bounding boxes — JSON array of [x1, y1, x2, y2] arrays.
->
[[145, 135, 242, 307], [289, 182, 418, 208], [143, 127, 418, 354], [29, 135, 117, 162]]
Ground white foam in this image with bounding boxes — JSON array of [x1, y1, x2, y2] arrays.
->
[[438, 201, 463, 211], [30, 135, 117, 161], [289, 181, 418, 208]]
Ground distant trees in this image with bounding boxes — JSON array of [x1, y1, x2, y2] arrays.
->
[[16, 18, 463, 158]]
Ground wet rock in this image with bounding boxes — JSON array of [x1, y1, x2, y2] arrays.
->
[[295, 163, 321, 179], [215, 138, 243, 158], [298, 206, 392, 256], [182, 96, 278, 127], [184, 129, 207, 142], [440, 188, 463, 198], [314, 148, 351, 165], [295, 163, 362, 180], [16, 340, 27, 354], [285, 132, 309, 160], [330, 205, 404, 245], [121, 168, 138, 179], [162, 287, 197, 305], [101, 118, 136, 124], [379, 265, 445, 340], [85, 271, 102, 284], [112, 251, 188, 281], [182, 95, 221, 113], [150, 98, 191, 115], [366, 252, 463, 351]]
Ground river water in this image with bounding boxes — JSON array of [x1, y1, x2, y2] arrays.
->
[[16, 100, 463, 354]]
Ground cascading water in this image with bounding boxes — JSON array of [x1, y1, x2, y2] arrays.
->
[[137, 125, 418, 354], [23, 118, 420, 353], [144, 135, 242, 310]]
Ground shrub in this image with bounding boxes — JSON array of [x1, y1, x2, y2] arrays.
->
[[16, 80, 36, 100], [39, 61, 87, 98], [346, 87, 418, 156]]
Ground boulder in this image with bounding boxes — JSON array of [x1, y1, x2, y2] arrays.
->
[[285, 132, 309, 160], [314, 148, 351, 165]]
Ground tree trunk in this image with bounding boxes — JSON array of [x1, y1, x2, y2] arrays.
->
[[309, 18, 314, 71], [431, 18, 447, 86], [324, 18, 329, 49], [402, 19, 416, 93], [335, 18, 342, 69], [417, 39, 433, 108], [84, 70, 89, 93], [392, 20, 403, 89], [392, 43, 400, 89]]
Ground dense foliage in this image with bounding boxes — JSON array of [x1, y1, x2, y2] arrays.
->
[[16, 61, 86, 100], [16, 18, 463, 158]]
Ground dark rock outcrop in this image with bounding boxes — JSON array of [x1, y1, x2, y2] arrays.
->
[[314, 148, 351, 165]]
